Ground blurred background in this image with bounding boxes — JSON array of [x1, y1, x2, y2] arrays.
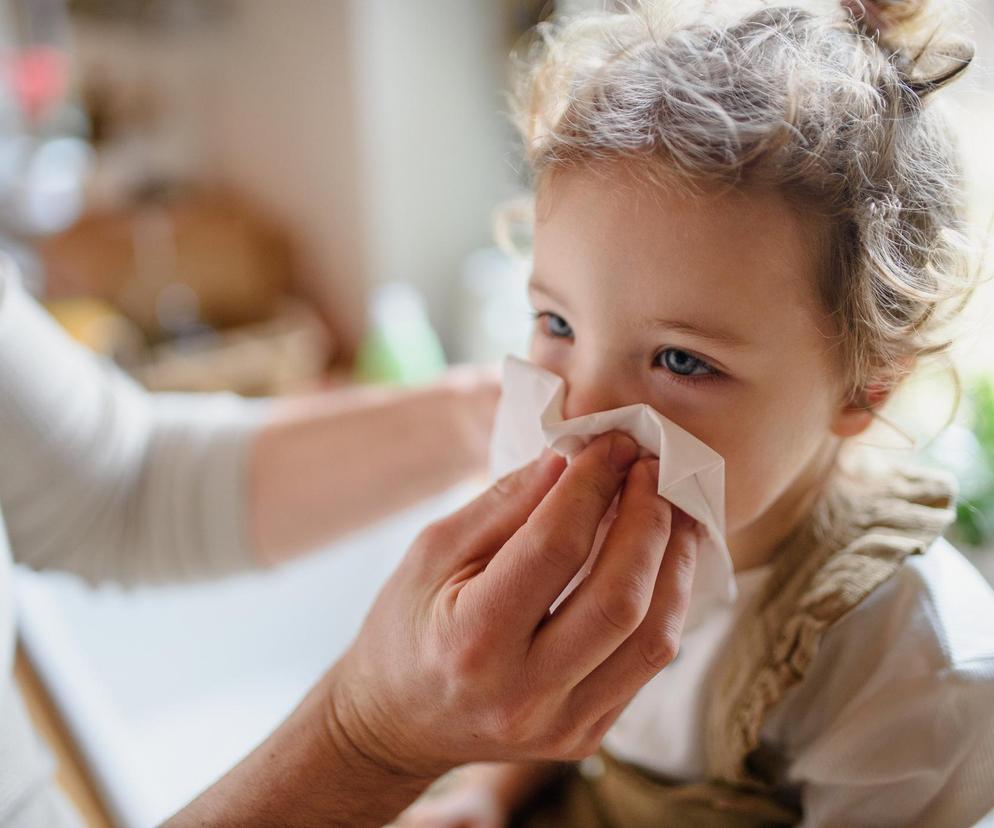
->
[[0, 0, 992, 554], [0, 0, 556, 396], [2, 3, 993, 824]]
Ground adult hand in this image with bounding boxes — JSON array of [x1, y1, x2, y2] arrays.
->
[[167, 433, 699, 828], [331, 432, 699, 777]]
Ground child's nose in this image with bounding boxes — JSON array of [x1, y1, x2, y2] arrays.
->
[[561, 374, 626, 420]]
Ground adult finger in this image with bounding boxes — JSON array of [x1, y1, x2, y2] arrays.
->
[[529, 458, 671, 687], [460, 432, 640, 631], [567, 508, 699, 723], [419, 450, 567, 578]]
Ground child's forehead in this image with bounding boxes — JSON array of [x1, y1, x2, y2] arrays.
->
[[531, 162, 831, 332], [537, 159, 795, 221], [535, 163, 823, 271]]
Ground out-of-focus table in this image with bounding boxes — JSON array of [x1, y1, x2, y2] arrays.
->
[[15, 644, 113, 827]]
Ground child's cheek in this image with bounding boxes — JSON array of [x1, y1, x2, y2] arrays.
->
[[721, 444, 788, 534], [528, 338, 569, 377]]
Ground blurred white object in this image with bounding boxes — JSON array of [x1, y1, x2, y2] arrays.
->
[[22, 137, 92, 233], [449, 247, 531, 364], [921, 424, 994, 501]]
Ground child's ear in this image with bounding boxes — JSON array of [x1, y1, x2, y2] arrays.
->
[[830, 359, 914, 438], [831, 383, 889, 437]]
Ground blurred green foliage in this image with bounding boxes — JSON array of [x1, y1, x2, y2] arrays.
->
[[954, 376, 994, 547]]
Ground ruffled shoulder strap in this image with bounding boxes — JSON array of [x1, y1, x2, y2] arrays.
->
[[705, 464, 958, 786]]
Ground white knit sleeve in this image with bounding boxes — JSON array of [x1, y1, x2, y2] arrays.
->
[[0, 260, 268, 585]]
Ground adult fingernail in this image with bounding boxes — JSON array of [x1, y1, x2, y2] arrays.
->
[[608, 433, 639, 472]]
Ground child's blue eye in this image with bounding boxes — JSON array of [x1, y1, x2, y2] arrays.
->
[[536, 312, 574, 339], [654, 348, 713, 377]]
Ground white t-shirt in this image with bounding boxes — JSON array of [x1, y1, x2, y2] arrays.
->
[[603, 537, 994, 827]]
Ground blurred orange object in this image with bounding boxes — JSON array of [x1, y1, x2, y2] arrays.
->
[[44, 296, 145, 363], [38, 191, 293, 340]]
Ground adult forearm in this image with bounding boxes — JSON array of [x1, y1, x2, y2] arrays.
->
[[249, 372, 497, 564], [165, 668, 435, 828]]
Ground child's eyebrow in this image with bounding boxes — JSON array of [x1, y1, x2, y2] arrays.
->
[[528, 279, 569, 306], [649, 317, 750, 349]]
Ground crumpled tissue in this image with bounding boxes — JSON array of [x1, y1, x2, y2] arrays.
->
[[489, 356, 736, 624]]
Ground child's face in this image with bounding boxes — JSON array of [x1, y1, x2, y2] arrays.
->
[[528, 163, 871, 568]]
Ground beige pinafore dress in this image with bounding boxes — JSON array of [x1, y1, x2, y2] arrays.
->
[[514, 465, 957, 828]]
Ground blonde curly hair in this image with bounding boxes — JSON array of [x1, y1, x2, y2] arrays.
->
[[511, 0, 978, 403]]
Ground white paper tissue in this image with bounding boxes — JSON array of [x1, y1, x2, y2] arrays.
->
[[489, 356, 736, 624]]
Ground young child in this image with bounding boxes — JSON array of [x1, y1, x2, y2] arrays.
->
[[397, 1, 994, 825]]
